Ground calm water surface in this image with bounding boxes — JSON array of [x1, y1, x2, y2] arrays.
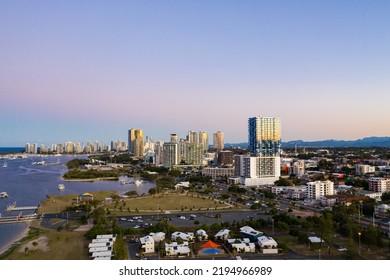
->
[[0, 155, 154, 251]]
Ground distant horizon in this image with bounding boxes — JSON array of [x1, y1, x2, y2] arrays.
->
[[2, 135, 390, 148]]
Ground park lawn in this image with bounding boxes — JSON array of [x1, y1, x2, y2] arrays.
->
[[275, 235, 342, 257], [107, 193, 234, 214], [336, 235, 390, 260], [5, 226, 90, 260], [38, 190, 118, 214]]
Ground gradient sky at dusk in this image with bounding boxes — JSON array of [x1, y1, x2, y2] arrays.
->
[[1, 1, 389, 146]]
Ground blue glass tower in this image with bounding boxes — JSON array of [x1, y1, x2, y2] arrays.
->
[[248, 116, 281, 156]]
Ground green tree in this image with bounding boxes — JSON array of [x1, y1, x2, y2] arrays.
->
[[113, 234, 128, 260]]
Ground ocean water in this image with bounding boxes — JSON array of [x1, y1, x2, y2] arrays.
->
[[0, 147, 25, 154], [0, 155, 155, 252]]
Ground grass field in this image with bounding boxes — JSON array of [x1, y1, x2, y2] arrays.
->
[[38, 190, 118, 214], [106, 193, 236, 214], [275, 235, 342, 257], [4, 224, 90, 260]]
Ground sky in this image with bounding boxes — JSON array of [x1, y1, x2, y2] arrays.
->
[[1, 1, 390, 146]]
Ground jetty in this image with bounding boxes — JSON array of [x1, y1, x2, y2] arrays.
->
[[0, 213, 39, 224], [5, 202, 39, 212]]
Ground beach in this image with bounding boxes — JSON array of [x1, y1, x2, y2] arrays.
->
[[0, 222, 31, 256]]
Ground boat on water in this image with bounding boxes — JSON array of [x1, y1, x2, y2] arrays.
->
[[120, 180, 126, 185], [58, 184, 65, 190], [0, 192, 8, 198], [134, 180, 143, 186]]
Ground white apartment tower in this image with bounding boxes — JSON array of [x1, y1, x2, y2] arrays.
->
[[306, 180, 334, 200]]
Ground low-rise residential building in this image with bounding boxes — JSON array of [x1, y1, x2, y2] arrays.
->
[[291, 188, 307, 199], [321, 194, 367, 206], [321, 195, 337, 207], [174, 181, 190, 189], [368, 177, 390, 193], [215, 229, 230, 241], [356, 190, 383, 201], [139, 235, 155, 254], [228, 177, 241, 185], [149, 232, 165, 242], [195, 229, 208, 241], [227, 238, 256, 253], [165, 242, 191, 257], [271, 186, 307, 199], [257, 236, 278, 254], [355, 164, 376, 175], [202, 167, 234, 179], [89, 234, 116, 260], [293, 160, 305, 176], [239, 226, 263, 242], [171, 232, 194, 242], [375, 204, 390, 218], [308, 236, 325, 246]]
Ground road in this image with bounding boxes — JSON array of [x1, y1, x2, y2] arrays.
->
[[116, 210, 269, 229]]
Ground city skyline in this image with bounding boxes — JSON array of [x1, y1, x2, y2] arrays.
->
[[1, 1, 390, 146]]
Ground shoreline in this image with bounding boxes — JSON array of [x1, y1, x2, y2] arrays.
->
[[61, 176, 119, 182], [0, 222, 32, 256]]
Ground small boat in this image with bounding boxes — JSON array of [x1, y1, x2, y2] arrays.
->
[[0, 192, 8, 198], [58, 184, 65, 190], [120, 180, 126, 185], [134, 180, 143, 186]]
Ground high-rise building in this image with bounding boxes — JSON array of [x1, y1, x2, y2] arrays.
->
[[248, 116, 281, 156], [74, 143, 83, 154], [144, 136, 154, 152], [170, 134, 179, 143], [234, 155, 245, 177], [31, 143, 38, 154], [163, 142, 179, 168], [128, 129, 135, 153], [184, 142, 203, 166], [238, 116, 281, 186], [198, 131, 209, 153], [65, 141, 74, 154], [134, 130, 144, 158], [25, 143, 31, 154], [213, 131, 224, 151], [154, 140, 164, 166], [40, 144, 49, 154], [56, 144, 63, 154], [85, 142, 93, 153], [187, 131, 197, 143], [128, 129, 144, 158]]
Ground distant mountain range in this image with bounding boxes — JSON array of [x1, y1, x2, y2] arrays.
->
[[225, 137, 390, 148]]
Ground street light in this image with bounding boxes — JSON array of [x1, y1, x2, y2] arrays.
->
[[358, 232, 361, 254]]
